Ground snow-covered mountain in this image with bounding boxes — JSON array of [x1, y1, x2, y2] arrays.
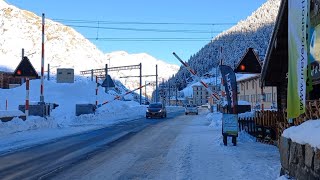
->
[[0, 0, 179, 97], [172, 0, 281, 89], [0, 0, 105, 71], [105, 51, 178, 97]]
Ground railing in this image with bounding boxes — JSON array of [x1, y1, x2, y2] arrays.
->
[[238, 99, 320, 144], [238, 117, 256, 136]]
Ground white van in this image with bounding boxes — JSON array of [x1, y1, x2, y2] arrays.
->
[[185, 104, 198, 115]]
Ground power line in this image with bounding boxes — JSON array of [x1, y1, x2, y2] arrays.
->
[[65, 24, 219, 34], [53, 18, 236, 26], [83, 37, 270, 42]]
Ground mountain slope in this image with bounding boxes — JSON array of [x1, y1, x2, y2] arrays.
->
[[0, 1, 105, 71], [0, 0, 178, 97], [172, 0, 281, 88], [106, 51, 179, 97]]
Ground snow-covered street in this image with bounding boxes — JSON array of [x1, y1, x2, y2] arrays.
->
[[52, 108, 281, 180]]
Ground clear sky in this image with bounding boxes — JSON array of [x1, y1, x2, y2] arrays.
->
[[5, 0, 267, 65]]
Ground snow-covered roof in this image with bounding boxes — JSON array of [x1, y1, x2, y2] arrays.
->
[[236, 74, 260, 82]]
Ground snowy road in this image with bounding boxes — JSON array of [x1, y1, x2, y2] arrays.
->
[[0, 109, 184, 179], [51, 109, 281, 180]]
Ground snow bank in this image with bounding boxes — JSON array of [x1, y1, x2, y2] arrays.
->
[[276, 175, 290, 180], [0, 116, 59, 136], [0, 79, 146, 137], [282, 119, 320, 149], [0, 110, 24, 118], [237, 130, 256, 143], [206, 112, 222, 129]]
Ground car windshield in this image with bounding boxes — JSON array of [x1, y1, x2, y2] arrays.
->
[[149, 104, 162, 108]]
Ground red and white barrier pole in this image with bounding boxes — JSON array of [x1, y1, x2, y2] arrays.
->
[[173, 52, 220, 101], [26, 78, 30, 118], [5, 99, 8, 110], [95, 76, 98, 106], [98, 83, 151, 107], [40, 13, 45, 103]]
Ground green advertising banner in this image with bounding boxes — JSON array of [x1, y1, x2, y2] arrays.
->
[[287, 0, 309, 119]]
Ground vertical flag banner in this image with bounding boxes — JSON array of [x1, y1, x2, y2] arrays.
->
[[309, 0, 320, 64], [287, 0, 309, 119], [220, 65, 238, 114], [309, 0, 320, 83]]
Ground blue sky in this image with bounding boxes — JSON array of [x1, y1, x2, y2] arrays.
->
[[6, 0, 267, 65]]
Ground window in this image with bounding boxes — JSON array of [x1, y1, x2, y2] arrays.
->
[[246, 82, 248, 90], [252, 81, 254, 89], [266, 93, 272, 102]]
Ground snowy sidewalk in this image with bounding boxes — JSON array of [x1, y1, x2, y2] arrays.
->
[[157, 112, 281, 180]]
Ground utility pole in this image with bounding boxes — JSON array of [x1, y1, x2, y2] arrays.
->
[[168, 81, 171, 106], [105, 64, 108, 91], [21, 49, 25, 84], [156, 65, 158, 102], [139, 63, 142, 105], [145, 80, 147, 102], [40, 13, 45, 103], [176, 84, 178, 106], [47, 64, 50, 81]]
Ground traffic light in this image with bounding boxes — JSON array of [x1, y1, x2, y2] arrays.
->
[[13, 57, 38, 77]]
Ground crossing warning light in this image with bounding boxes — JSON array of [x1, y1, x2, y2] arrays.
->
[[240, 65, 246, 71], [16, 70, 22, 75], [13, 57, 38, 77]]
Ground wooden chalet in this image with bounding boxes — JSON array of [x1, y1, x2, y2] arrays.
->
[[1, 56, 39, 89], [0, 71, 21, 89], [255, 0, 320, 142]]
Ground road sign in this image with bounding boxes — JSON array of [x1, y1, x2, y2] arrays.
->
[[13, 57, 38, 77], [101, 75, 115, 88]]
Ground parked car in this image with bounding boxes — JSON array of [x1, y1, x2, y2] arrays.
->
[[185, 104, 198, 115], [146, 102, 167, 118]]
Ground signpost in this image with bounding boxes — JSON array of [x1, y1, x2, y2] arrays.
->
[[222, 114, 238, 146], [220, 65, 238, 146]]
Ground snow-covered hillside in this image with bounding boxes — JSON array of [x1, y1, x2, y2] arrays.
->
[[106, 51, 179, 97], [172, 0, 281, 89], [0, 1, 105, 71], [0, 0, 178, 97]]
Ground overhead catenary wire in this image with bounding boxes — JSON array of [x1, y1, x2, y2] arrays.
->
[[64, 24, 219, 34], [53, 18, 237, 26], [84, 37, 272, 42], [48, 18, 274, 42]]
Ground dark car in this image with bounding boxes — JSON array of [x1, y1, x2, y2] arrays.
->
[[146, 102, 167, 118]]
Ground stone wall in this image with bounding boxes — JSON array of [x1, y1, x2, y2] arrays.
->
[[279, 136, 320, 179]]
